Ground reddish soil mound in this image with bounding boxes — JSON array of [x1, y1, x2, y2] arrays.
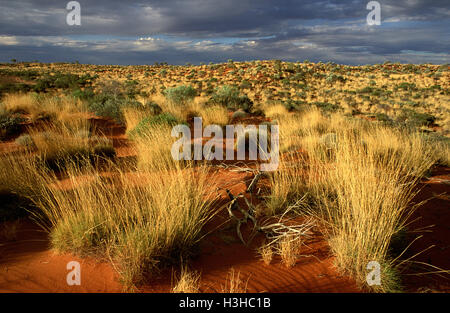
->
[[401, 166, 450, 292], [0, 220, 122, 293]]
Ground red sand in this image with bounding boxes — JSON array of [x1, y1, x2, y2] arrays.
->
[[0, 220, 122, 293], [0, 117, 448, 293]]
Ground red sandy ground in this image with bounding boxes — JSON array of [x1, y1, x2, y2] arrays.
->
[[0, 117, 448, 293]]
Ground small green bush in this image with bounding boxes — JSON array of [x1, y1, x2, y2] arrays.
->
[[88, 97, 125, 124], [375, 113, 393, 124], [164, 85, 197, 105], [283, 99, 306, 112], [72, 88, 95, 101], [208, 85, 253, 112], [130, 113, 179, 137], [399, 109, 436, 127], [314, 102, 341, 113], [0, 110, 25, 140]]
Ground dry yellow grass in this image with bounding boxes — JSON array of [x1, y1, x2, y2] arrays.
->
[[124, 107, 146, 133], [221, 268, 248, 293], [2, 93, 36, 114], [265, 154, 308, 216], [257, 244, 273, 265], [266, 109, 438, 291], [133, 123, 179, 170], [277, 234, 301, 268], [262, 103, 289, 120], [25, 161, 218, 288], [201, 105, 229, 126], [2, 93, 86, 125], [0, 145, 218, 289], [172, 265, 201, 293]]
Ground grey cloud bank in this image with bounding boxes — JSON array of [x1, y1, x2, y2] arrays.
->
[[0, 0, 448, 65]]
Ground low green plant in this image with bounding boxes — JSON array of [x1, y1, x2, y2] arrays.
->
[[129, 113, 179, 138], [208, 85, 253, 112], [0, 109, 25, 140], [164, 85, 197, 106]]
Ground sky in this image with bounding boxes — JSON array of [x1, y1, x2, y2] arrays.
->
[[0, 0, 449, 65]]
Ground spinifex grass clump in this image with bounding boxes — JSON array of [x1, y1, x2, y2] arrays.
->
[[172, 265, 201, 293], [1, 93, 87, 125], [201, 105, 229, 126], [129, 118, 181, 170], [129, 112, 179, 138], [306, 126, 436, 292], [309, 134, 424, 291], [32, 161, 219, 288], [267, 109, 438, 292], [27, 121, 115, 171], [265, 153, 308, 216], [0, 151, 52, 222]]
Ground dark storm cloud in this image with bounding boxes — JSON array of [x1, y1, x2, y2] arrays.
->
[[1, 0, 448, 36], [0, 0, 448, 64]]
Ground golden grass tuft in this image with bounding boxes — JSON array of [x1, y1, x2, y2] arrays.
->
[[172, 265, 201, 293], [266, 109, 438, 291], [200, 105, 229, 126], [30, 161, 218, 288], [257, 243, 273, 265], [277, 234, 301, 268], [221, 268, 248, 293]]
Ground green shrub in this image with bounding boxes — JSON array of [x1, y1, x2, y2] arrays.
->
[[130, 113, 179, 137], [283, 99, 306, 112], [325, 73, 346, 84], [124, 80, 141, 99], [88, 97, 125, 124], [399, 109, 436, 127], [72, 88, 95, 101], [375, 113, 393, 124], [0, 110, 25, 140], [208, 85, 253, 112], [33, 72, 96, 92], [164, 85, 197, 105], [87, 80, 143, 124], [314, 102, 341, 113], [397, 82, 417, 91]]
